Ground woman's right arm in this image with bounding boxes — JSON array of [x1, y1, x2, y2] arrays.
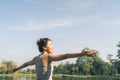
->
[[13, 57, 36, 72]]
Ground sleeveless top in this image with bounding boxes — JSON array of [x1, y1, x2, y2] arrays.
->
[[35, 55, 53, 80]]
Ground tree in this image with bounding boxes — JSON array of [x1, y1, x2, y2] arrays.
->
[[1, 60, 17, 70], [76, 56, 93, 75], [91, 56, 109, 75], [116, 41, 120, 74], [107, 54, 113, 64], [116, 61, 120, 74], [53, 62, 64, 74], [117, 41, 120, 60], [107, 54, 118, 75], [0, 60, 17, 74]]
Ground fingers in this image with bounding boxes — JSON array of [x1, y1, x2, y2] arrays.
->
[[82, 48, 91, 53], [91, 50, 99, 56], [82, 48, 99, 57], [12, 68, 17, 73]]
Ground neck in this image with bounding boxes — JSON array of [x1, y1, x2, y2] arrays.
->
[[43, 51, 48, 54]]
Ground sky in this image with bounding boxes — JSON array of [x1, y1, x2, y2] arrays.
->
[[0, 0, 120, 67]]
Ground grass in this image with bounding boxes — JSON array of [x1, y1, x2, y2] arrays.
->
[[0, 73, 120, 78], [116, 74, 120, 77], [53, 74, 120, 78], [0, 74, 119, 80], [0, 74, 36, 77]]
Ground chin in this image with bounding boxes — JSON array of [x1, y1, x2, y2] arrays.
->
[[49, 51, 53, 53], [50, 51, 53, 53]]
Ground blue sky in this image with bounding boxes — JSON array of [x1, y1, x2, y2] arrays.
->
[[0, 0, 120, 66]]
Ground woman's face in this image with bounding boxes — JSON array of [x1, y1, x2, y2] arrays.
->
[[44, 40, 54, 53]]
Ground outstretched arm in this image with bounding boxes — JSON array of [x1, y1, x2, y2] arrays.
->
[[49, 52, 83, 61], [49, 48, 98, 61], [13, 57, 36, 72]]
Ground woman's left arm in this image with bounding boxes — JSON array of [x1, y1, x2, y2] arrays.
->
[[48, 48, 98, 61]]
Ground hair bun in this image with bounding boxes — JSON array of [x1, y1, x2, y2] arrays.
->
[[36, 37, 51, 52], [37, 38, 43, 46]]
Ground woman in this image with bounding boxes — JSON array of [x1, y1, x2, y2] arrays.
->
[[13, 38, 98, 80]]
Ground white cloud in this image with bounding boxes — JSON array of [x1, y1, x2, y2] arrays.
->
[[98, 19, 120, 27], [74, 15, 120, 28], [55, 0, 95, 11], [11, 15, 120, 31], [12, 18, 74, 31], [67, 0, 95, 9]]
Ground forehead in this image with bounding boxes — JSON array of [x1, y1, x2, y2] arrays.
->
[[47, 40, 52, 44]]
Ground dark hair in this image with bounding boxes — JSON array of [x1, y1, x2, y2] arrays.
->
[[36, 38, 51, 52]]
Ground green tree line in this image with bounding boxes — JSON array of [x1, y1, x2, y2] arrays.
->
[[53, 56, 118, 76], [54, 42, 120, 76]]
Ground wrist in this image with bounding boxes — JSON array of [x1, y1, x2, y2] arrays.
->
[[80, 52, 86, 56]]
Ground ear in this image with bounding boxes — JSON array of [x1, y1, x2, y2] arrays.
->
[[43, 47, 47, 51]]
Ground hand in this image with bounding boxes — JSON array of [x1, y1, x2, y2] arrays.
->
[[12, 68, 18, 73], [81, 48, 99, 57]]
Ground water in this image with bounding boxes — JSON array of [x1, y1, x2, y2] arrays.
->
[[0, 76, 120, 80], [0, 76, 36, 80], [54, 76, 120, 80]]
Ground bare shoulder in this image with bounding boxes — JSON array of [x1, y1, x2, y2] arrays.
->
[[48, 53, 55, 58], [48, 53, 56, 63], [42, 52, 49, 59]]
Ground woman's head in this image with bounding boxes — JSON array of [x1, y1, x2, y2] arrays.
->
[[37, 38, 54, 53]]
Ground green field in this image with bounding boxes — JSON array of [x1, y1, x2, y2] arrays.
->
[[0, 74, 120, 80]]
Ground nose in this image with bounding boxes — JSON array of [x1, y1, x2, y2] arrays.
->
[[52, 45, 54, 49]]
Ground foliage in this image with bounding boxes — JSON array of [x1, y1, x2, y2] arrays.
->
[[54, 56, 118, 76], [76, 56, 93, 75], [0, 60, 17, 74], [19, 68, 36, 74], [91, 56, 110, 75], [117, 41, 120, 60], [116, 41, 120, 74]]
